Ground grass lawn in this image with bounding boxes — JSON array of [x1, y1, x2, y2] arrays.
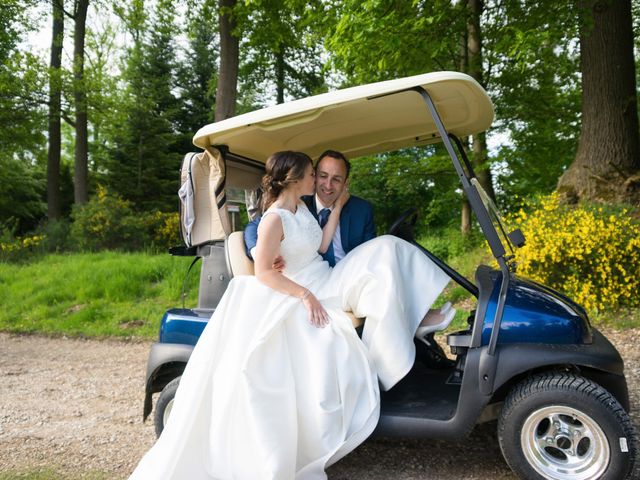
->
[[0, 252, 199, 339], [0, 245, 637, 340]]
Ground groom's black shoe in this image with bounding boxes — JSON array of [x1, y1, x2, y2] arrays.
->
[[416, 333, 455, 369]]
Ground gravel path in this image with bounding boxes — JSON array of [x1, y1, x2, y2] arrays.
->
[[1, 329, 638, 479]]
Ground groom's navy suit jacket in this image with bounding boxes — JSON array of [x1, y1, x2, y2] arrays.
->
[[243, 195, 375, 267]]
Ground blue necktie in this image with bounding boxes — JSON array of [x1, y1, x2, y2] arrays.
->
[[318, 208, 330, 228]]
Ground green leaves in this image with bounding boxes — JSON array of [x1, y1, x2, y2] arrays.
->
[[349, 147, 463, 235]]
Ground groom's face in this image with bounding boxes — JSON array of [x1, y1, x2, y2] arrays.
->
[[316, 156, 347, 207]]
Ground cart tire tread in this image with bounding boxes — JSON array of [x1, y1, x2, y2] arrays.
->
[[498, 372, 639, 480], [154, 376, 181, 437]]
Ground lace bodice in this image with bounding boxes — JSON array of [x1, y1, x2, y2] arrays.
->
[[262, 203, 323, 274]]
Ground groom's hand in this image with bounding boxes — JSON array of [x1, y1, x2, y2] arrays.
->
[[272, 255, 286, 272]]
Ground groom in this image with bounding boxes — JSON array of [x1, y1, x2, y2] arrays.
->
[[244, 150, 375, 265]]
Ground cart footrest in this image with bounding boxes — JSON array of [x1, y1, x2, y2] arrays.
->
[[447, 331, 472, 349]]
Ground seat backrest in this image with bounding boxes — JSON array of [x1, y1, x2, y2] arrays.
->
[[180, 149, 231, 247], [226, 231, 255, 276]]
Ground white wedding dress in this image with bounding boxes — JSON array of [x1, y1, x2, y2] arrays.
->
[[130, 203, 450, 480]]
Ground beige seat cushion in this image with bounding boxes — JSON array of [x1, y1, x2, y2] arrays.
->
[[182, 149, 231, 246], [225, 231, 254, 276], [225, 230, 363, 328]]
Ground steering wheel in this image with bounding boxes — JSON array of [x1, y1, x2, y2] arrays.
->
[[387, 207, 418, 242]]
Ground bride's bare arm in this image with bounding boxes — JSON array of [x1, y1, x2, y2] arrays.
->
[[319, 189, 350, 254], [254, 214, 329, 327]]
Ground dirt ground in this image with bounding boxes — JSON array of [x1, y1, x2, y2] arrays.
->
[[1, 329, 638, 479]]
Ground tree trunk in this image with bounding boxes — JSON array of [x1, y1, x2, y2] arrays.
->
[[557, 0, 640, 204], [275, 47, 285, 104], [215, 0, 239, 121], [467, 0, 496, 201], [47, 0, 64, 220], [73, 0, 89, 204], [472, 131, 496, 199], [461, 200, 471, 234]]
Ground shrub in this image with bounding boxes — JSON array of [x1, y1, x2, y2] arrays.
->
[[38, 218, 71, 252], [70, 186, 150, 251], [508, 193, 640, 312], [0, 219, 68, 262], [143, 210, 181, 250], [0, 231, 46, 262], [69, 186, 181, 252], [418, 227, 483, 262]]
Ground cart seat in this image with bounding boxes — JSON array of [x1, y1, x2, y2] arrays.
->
[[225, 231, 364, 328], [226, 231, 255, 276]]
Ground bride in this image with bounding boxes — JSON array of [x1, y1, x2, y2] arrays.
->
[[130, 151, 451, 480]]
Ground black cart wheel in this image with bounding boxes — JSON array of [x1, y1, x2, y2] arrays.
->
[[154, 376, 181, 437], [498, 372, 638, 480]]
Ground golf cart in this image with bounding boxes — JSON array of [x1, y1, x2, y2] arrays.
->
[[142, 72, 638, 480]]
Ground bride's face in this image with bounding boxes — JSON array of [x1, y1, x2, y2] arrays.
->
[[297, 164, 316, 197]]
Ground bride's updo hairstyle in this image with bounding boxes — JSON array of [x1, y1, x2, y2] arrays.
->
[[261, 151, 312, 211]]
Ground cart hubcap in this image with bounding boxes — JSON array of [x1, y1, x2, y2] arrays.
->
[[163, 398, 174, 428], [521, 405, 609, 480]]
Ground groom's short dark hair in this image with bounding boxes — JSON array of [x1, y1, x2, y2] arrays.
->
[[318, 150, 351, 179]]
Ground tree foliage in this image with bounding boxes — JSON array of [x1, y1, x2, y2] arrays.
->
[[177, 0, 219, 138], [326, 0, 463, 83], [3, 0, 640, 250], [240, 0, 326, 104], [105, 0, 182, 212], [0, 1, 47, 234], [349, 147, 463, 235], [484, 0, 581, 208]]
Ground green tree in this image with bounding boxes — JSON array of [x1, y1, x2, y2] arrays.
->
[[0, 156, 46, 235], [177, 0, 218, 143], [71, 0, 90, 205], [47, 0, 64, 220], [0, 0, 37, 62], [240, 0, 325, 105], [349, 147, 462, 235], [0, 1, 48, 233], [484, 0, 581, 208], [215, 0, 240, 120], [0, 1, 46, 156], [326, 0, 463, 83], [0, 57, 47, 232], [84, 20, 122, 179], [557, 0, 640, 204], [106, 0, 181, 212], [325, 0, 488, 234]]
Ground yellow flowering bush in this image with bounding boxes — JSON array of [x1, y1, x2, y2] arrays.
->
[[0, 234, 46, 261], [143, 211, 181, 249], [71, 186, 150, 250], [71, 186, 181, 251], [508, 193, 640, 312]]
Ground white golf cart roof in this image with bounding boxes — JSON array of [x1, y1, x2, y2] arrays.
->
[[193, 71, 494, 162], [182, 72, 495, 246]]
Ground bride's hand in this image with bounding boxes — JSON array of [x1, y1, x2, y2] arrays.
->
[[335, 183, 350, 210], [302, 293, 330, 328]]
